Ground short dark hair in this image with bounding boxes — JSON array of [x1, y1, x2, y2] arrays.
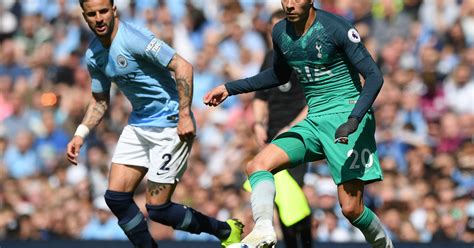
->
[[79, 0, 114, 9]]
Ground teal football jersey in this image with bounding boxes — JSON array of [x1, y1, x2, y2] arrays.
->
[[272, 9, 372, 115]]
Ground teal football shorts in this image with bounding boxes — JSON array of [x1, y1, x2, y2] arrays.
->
[[271, 111, 383, 185]]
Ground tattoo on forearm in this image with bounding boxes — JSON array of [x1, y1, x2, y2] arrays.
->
[[83, 100, 108, 127], [148, 182, 168, 196], [176, 77, 192, 111]]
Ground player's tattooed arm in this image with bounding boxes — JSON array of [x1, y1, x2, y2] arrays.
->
[[167, 53, 195, 140], [168, 54, 193, 115], [82, 92, 110, 129]]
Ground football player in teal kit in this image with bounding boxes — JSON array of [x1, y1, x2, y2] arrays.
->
[[205, 0, 393, 247], [66, 0, 243, 247]]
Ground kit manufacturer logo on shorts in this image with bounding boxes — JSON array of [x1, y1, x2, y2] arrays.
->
[[117, 55, 128, 68]]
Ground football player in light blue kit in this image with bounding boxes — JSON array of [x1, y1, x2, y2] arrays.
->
[[66, 0, 243, 247]]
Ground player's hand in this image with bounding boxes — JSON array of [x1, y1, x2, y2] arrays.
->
[[177, 114, 196, 142], [66, 136, 84, 165], [253, 122, 268, 148], [334, 117, 359, 144], [203, 85, 229, 107]]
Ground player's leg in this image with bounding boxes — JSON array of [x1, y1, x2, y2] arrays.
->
[[285, 164, 313, 248], [278, 215, 298, 248], [106, 164, 155, 247], [273, 167, 313, 248], [297, 215, 314, 248], [141, 127, 243, 247], [278, 213, 314, 248], [278, 214, 312, 248], [105, 125, 157, 248], [241, 143, 289, 247], [243, 122, 322, 247], [321, 112, 392, 247], [338, 180, 393, 247]]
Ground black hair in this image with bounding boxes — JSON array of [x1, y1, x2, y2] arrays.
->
[[79, 0, 114, 9]]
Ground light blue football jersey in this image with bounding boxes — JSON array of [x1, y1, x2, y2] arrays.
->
[[86, 21, 179, 127]]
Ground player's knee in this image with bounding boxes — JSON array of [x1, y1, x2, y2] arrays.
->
[[104, 190, 134, 215], [246, 157, 270, 175], [340, 201, 363, 221]]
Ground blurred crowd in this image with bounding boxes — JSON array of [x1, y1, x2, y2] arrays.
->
[[0, 0, 473, 245]]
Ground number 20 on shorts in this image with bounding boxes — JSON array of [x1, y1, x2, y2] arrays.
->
[[347, 149, 374, 169]]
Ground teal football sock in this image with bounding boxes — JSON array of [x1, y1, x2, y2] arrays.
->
[[352, 206, 393, 247]]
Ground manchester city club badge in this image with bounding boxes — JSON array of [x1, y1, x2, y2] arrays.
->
[[117, 55, 128, 68]]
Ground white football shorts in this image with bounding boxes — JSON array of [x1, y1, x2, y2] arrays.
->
[[111, 125, 192, 183]]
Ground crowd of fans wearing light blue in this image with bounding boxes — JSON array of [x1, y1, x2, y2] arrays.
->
[[0, 0, 473, 244]]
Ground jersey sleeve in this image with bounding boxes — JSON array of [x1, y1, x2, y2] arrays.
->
[[271, 31, 293, 82], [126, 26, 176, 68], [255, 52, 274, 101], [86, 49, 111, 93], [224, 25, 292, 95], [332, 18, 371, 65], [330, 15, 383, 121]]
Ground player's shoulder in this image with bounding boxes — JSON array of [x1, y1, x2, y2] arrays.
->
[[274, 18, 287, 31], [85, 38, 103, 65], [317, 9, 353, 31], [119, 21, 154, 41], [316, 9, 361, 43], [117, 21, 157, 53], [271, 18, 288, 39]]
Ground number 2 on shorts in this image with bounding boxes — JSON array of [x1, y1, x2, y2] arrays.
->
[[158, 153, 172, 173]]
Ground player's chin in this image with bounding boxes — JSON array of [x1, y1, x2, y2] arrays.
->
[[286, 15, 300, 22]]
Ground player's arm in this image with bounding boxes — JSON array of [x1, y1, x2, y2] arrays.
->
[[288, 105, 308, 127], [204, 40, 292, 107], [338, 31, 383, 121], [332, 20, 383, 144], [252, 50, 274, 146], [81, 92, 110, 129], [67, 60, 111, 164], [129, 29, 195, 141], [224, 42, 293, 96], [67, 93, 110, 165], [253, 96, 269, 147], [167, 54, 195, 141], [350, 57, 384, 120], [276, 105, 308, 136]]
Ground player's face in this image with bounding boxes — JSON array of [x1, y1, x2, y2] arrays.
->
[[82, 0, 116, 38], [281, 0, 313, 23]]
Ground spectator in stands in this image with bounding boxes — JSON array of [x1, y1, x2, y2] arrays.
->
[[81, 197, 127, 240], [4, 129, 42, 179]]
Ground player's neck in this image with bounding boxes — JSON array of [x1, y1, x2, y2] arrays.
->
[[99, 17, 120, 48], [293, 8, 316, 36]]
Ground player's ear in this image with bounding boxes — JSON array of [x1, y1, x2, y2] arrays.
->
[[113, 5, 117, 15]]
